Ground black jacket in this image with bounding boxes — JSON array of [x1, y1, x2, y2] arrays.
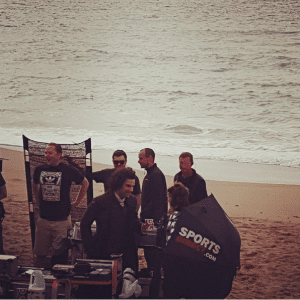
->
[[80, 190, 142, 261], [174, 169, 208, 204], [141, 164, 168, 223]]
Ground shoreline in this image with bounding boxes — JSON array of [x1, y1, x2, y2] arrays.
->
[[3, 143, 299, 185]]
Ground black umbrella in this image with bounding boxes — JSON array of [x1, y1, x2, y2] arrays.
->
[[164, 194, 241, 269]]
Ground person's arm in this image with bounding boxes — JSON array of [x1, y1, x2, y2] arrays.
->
[[32, 167, 41, 205], [32, 180, 41, 217], [80, 199, 98, 251], [152, 174, 168, 222], [195, 177, 208, 202], [133, 176, 141, 212], [135, 193, 141, 213], [65, 156, 86, 176], [145, 173, 167, 223], [72, 177, 89, 207], [92, 170, 106, 183], [0, 185, 7, 201], [129, 197, 143, 233], [140, 176, 154, 221], [174, 174, 177, 183]]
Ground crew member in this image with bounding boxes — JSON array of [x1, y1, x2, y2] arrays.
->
[[81, 167, 143, 274], [174, 152, 208, 204], [92, 150, 141, 211], [138, 148, 167, 274], [32, 143, 89, 267]]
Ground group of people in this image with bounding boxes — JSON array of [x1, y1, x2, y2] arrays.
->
[[87, 148, 209, 275], [0, 143, 239, 299], [31, 144, 208, 265], [11, 142, 211, 298], [30, 143, 212, 297]]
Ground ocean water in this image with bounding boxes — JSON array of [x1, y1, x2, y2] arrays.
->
[[1, 0, 299, 169]]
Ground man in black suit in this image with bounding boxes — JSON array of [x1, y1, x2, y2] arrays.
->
[[81, 167, 142, 273]]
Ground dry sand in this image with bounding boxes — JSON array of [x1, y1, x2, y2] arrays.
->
[[1, 147, 300, 298]]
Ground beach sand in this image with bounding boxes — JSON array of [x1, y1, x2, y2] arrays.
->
[[0, 146, 300, 298]]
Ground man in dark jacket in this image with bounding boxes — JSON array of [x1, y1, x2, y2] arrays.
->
[[92, 150, 141, 211], [174, 152, 208, 204], [138, 148, 167, 223], [138, 148, 167, 273], [80, 168, 142, 273]]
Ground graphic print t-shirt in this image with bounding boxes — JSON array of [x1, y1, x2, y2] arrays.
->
[[33, 163, 84, 221], [39, 170, 62, 202]]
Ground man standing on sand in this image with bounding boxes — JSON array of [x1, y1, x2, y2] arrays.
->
[[32, 143, 89, 268], [0, 166, 7, 254], [138, 148, 167, 273], [92, 150, 141, 211], [174, 152, 208, 204], [81, 168, 142, 274]]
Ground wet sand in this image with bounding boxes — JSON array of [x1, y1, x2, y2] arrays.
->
[[1, 146, 300, 298]]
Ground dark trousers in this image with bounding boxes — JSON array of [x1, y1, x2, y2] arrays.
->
[[149, 249, 163, 299], [144, 247, 156, 270], [122, 243, 138, 274]]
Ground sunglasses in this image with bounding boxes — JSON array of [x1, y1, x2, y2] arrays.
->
[[113, 160, 125, 165]]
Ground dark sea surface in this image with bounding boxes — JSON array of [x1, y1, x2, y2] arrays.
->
[[1, 0, 299, 168]]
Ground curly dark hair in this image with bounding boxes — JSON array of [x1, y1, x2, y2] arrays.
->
[[168, 182, 189, 211], [108, 167, 136, 192]]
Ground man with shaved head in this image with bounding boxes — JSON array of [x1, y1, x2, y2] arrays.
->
[[174, 152, 208, 204], [138, 148, 167, 274]]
